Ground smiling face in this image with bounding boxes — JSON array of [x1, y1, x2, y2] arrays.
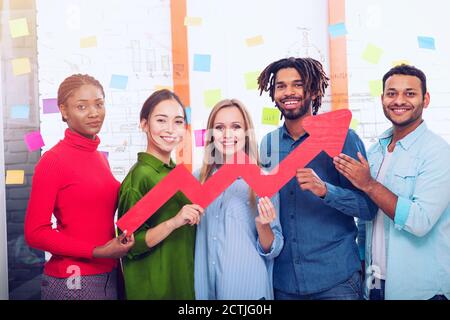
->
[[212, 106, 246, 157], [141, 98, 186, 160], [273, 67, 315, 120], [59, 84, 105, 139], [382, 74, 430, 129]]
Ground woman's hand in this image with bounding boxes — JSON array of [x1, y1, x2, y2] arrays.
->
[[169, 204, 204, 229], [255, 196, 276, 225], [93, 231, 135, 259]]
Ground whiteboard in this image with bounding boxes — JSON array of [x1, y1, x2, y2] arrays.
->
[[36, 0, 330, 180]]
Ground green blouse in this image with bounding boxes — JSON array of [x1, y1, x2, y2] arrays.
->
[[118, 152, 195, 300]]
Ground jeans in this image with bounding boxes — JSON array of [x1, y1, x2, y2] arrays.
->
[[274, 271, 362, 300]]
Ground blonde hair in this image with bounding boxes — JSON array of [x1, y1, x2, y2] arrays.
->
[[199, 99, 259, 207]]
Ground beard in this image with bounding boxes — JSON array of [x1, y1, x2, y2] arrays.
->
[[276, 97, 312, 120], [383, 102, 424, 127]]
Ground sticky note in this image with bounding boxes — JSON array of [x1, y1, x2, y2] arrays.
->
[[245, 71, 260, 90], [99, 151, 109, 159], [184, 16, 202, 26], [11, 105, 30, 119], [392, 60, 410, 67], [194, 129, 206, 147], [6, 170, 25, 185], [362, 44, 383, 64], [418, 36, 435, 50], [9, 17, 29, 38], [369, 80, 383, 97], [204, 89, 221, 108], [110, 74, 128, 90], [350, 118, 360, 130], [262, 107, 281, 126], [80, 36, 97, 48], [43, 98, 59, 114], [193, 54, 211, 72], [328, 22, 347, 38], [12, 58, 31, 76], [185, 107, 191, 125], [246, 35, 264, 47], [24, 131, 45, 152]]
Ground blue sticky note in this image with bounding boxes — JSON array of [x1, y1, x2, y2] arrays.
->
[[328, 22, 347, 38], [11, 105, 30, 119], [418, 36, 435, 50], [110, 74, 128, 90], [193, 54, 211, 72], [185, 106, 191, 125]]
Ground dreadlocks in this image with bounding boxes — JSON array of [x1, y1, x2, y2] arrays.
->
[[257, 57, 329, 115]]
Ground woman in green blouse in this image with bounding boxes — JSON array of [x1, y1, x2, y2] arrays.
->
[[118, 89, 204, 299]]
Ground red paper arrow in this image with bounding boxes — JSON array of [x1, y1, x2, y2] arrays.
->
[[117, 109, 352, 234]]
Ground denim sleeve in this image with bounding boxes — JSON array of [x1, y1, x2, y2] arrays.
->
[[323, 130, 378, 220], [394, 143, 450, 237], [256, 193, 284, 260]]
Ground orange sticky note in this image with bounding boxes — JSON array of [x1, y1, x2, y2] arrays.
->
[[6, 170, 25, 185]]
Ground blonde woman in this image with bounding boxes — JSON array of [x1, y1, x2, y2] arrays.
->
[[194, 99, 284, 300]]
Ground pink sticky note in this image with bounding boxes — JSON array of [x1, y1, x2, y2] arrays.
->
[[43, 98, 59, 114], [194, 129, 206, 147], [24, 131, 45, 152]]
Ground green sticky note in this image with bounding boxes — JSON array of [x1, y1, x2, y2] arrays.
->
[[261, 107, 281, 126], [244, 71, 260, 90], [350, 118, 360, 130], [362, 44, 383, 64], [369, 80, 383, 97], [204, 89, 222, 108]]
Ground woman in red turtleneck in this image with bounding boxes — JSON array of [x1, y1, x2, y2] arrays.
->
[[25, 74, 134, 300]]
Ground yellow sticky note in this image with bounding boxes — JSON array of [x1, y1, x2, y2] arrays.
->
[[262, 107, 281, 126], [392, 60, 410, 67], [6, 170, 25, 185], [155, 85, 173, 91], [9, 17, 29, 38], [204, 89, 222, 108], [369, 80, 383, 97], [80, 36, 97, 48], [246, 35, 264, 47], [184, 16, 202, 27], [362, 44, 383, 64], [350, 118, 360, 130], [244, 71, 260, 90], [12, 58, 31, 76]]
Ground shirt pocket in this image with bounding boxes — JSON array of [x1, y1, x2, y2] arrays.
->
[[391, 166, 418, 198]]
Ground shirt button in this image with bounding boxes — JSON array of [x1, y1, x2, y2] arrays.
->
[[215, 215, 219, 218], [290, 191, 294, 196], [292, 238, 297, 243], [213, 237, 217, 241], [212, 261, 215, 265], [294, 259, 300, 264], [290, 215, 294, 219]]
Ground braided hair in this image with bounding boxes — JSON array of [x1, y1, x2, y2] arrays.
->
[[57, 74, 105, 122], [257, 57, 329, 115]]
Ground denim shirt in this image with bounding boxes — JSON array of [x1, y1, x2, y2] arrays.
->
[[260, 125, 377, 295], [359, 122, 450, 300]]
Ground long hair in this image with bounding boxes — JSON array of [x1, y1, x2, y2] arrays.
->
[[199, 99, 258, 207], [57, 74, 105, 122], [257, 57, 329, 115]]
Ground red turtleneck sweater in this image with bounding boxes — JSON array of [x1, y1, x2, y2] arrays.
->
[[25, 129, 120, 278]]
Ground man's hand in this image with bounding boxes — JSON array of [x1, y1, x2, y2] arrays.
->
[[333, 152, 375, 192], [296, 168, 327, 198]]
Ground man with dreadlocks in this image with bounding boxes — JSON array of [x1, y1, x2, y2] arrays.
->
[[258, 57, 377, 300]]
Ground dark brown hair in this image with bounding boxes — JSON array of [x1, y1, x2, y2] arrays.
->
[[382, 64, 427, 97], [140, 89, 186, 121], [57, 74, 105, 122]]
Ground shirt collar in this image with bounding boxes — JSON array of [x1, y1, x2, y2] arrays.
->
[[281, 123, 309, 142], [378, 121, 428, 150], [137, 152, 175, 173]]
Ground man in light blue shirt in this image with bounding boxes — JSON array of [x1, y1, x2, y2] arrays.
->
[[334, 64, 450, 300]]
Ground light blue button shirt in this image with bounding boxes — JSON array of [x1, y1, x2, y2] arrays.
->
[[194, 171, 284, 300], [359, 122, 450, 300]]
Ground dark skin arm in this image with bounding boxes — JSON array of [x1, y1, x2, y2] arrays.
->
[[333, 152, 397, 220]]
